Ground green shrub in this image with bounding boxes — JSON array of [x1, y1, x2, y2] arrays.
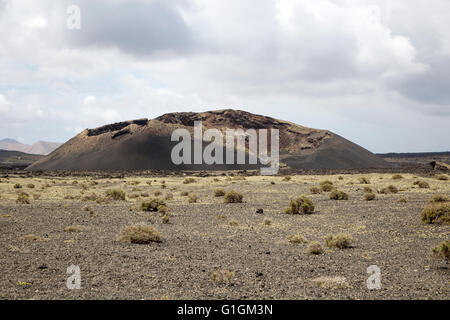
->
[[325, 234, 353, 249], [141, 198, 166, 212], [420, 202, 450, 225], [119, 224, 162, 244], [431, 240, 449, 261], [329, 189, 348, 200], [105, 189, 126, 200], [224, 190, 243, 203], [284, 196, 315, 214]]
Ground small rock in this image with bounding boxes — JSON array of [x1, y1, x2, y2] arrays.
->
[[256, 209, 264, 214]]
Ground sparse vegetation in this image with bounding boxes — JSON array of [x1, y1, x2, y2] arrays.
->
[[284, 196, 315, 214], [119, 224, 162, 244], [282, 176, 292, 181], [263, 218, 272, 226], [329, 189, 348, 200], [311, 276, 350, 289], [26, 183, 35, 189], [325, 234, 353, 249], [437, 174, 448, 181], [154, 190, 162, 197], [180, 191, 189, 196], [164, 192, 174, 200], [105, 189, 126, 201], [392, 174, 403, 180], [13, 183, 22, 189], [224, 190, 243, 203], [305, 241, 324, 255]]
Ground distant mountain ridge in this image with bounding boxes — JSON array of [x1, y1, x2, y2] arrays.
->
[[0, 138, 62, 155]]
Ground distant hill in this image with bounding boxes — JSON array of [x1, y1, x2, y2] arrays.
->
[[0, 150, 44, 169], [27, 109, 389, 171], [0, 138, 62, 155]]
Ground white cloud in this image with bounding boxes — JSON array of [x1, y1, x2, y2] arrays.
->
[[0, 94, 10, 113], [0, 0, 448, 151]]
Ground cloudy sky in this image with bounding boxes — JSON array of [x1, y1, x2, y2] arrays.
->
[[0, 0, 449, 152]]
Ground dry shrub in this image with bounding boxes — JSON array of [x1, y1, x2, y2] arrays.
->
[[154, 190, 162, 197], [329, 190, 348, 200], [180, 191, 189, 197], [430, 194, 448, 203], [164, 192, 174, 200], [310, 187, 321, 194], [325, 234, 353, 249], [414, 180, 429, 188], [285, 196, 315, 214], [380, 185, 398, 194], [224, 190, 243, 203], [26, 183, 35, 189], [364, 192, 376, 201], [287, 234, 307, 244], [214, 189, 226, 197], [162, 215, 170, 224], [17, 191, 30, 204], [363, 186, 373, 193], [32, 193, 41, 200], [358, 177, 370, 184], [397, 198, 407, 203], [119, 224, 162, 244], [13, 183, 22, 189], [263, 218, 272, 226], [105, 189, 126, 201], [320, 180, 333, 192], [392, 174, 403, 180], [20, 234, 46, 241], [311, 276, 350, 289], [305, 241, 324, 255], [420, 202, 449, 225], [437, 174, 448, 181], [431, 240, 449, 261], [141, 198, 166, 212], [183, 178, 196, 184], [188, 193, 198, 203], [282, 176, 292, 181], [210, 268, 234, 285], [82, 193, 98, 201], [63, 225, 82, 232]]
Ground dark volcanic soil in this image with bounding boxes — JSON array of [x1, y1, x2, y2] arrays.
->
[[0, 173, 448, 300]]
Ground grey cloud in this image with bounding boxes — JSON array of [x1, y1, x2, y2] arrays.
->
[[65, 0, 197, 58]]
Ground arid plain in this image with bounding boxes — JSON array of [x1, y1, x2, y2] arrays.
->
[[0, 171, 448, 299]]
